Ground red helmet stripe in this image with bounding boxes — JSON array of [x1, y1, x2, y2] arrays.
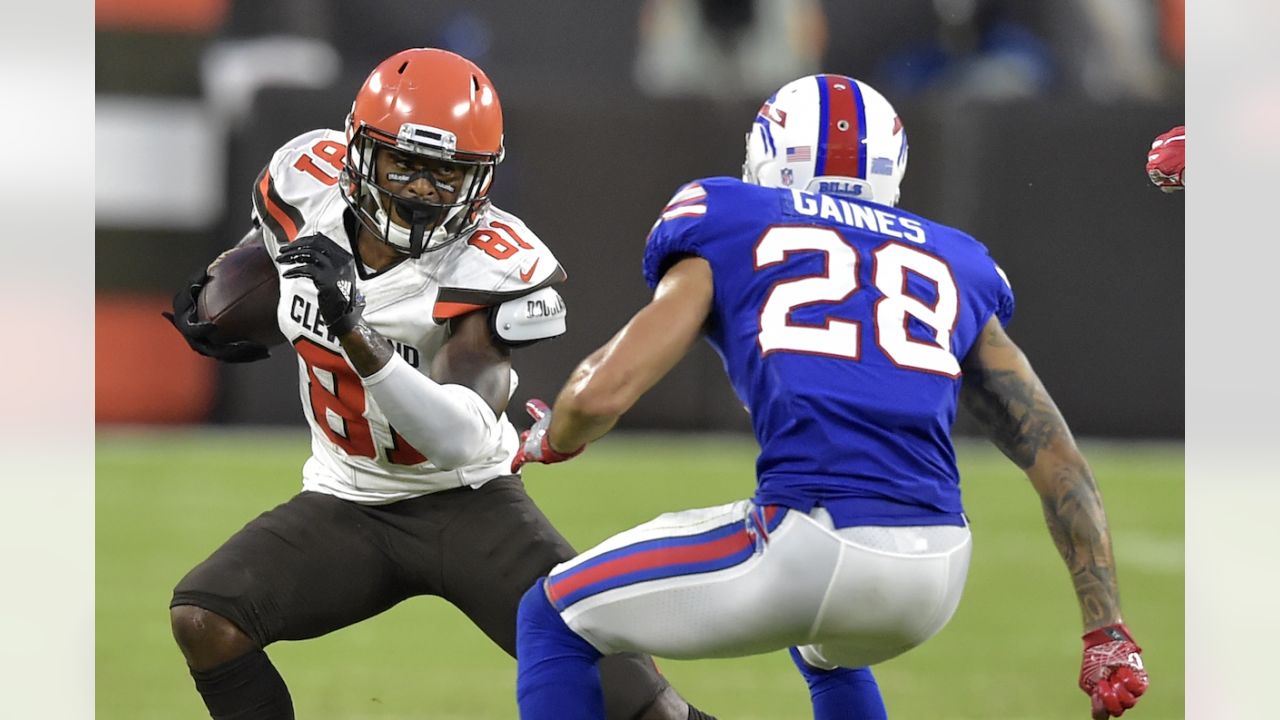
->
[[820, 75, 861, 178]]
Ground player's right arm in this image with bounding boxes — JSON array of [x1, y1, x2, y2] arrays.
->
[[543, 255, 713, 454], [959, 316, 1148, 718], [512, 253, 712, 471], [514, 181, 716, 470], [164, 224, 274, 363]]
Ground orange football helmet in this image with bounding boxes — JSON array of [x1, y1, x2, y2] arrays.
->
[[342, 48, 505, 257]]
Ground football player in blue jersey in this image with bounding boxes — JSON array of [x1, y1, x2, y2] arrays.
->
[[510, 74, 1150, 720]]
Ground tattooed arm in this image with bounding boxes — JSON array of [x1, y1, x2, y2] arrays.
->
[[959, 316, 1122, 631]]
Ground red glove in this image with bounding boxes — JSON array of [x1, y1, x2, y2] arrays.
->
[[1146, 125, 1184, 192], [510, 399, 585, 473], [1079, 624, 1149, 719]]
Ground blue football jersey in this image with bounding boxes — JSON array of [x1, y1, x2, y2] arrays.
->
[[643, 177, 1015, 526]]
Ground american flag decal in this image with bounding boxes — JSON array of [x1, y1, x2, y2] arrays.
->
[[786, 146, 811, 161]]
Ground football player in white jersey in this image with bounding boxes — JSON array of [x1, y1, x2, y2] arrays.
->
[[165, 48, 714, 720]]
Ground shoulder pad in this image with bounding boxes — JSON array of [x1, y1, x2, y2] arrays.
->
[[432, 208, 567, 321], [642, 180, 714, 290], [252, 129, 347, 247], [490, 287, 567, 346]]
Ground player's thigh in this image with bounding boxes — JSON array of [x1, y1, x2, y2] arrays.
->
[[171, 491, 408, 646], [548, 502, 843, 660], [438, 475, 578, 655]]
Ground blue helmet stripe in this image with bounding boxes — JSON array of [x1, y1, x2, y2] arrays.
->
[[814, 75, 830, 176], [849, 78, 868, 179]]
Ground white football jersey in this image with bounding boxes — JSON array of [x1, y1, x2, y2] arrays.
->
[[250, 129, 567, 504]]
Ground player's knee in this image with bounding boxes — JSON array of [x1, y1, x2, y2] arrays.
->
[[789, 646, 876, 687], [170, 604, 255, 670], [517, 577, 554, 632], [789, 645, 834, 678], [516, 577, 597, 659]]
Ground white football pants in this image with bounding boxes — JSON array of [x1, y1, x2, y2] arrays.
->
[[545, 499, 971, 669]]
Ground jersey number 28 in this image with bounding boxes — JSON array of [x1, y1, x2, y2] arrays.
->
[[755, 226, 960, 377]]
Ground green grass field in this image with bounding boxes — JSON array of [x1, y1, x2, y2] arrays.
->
[[97, 430, 1183, 719]]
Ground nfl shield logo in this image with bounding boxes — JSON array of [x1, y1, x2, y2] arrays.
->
[[781, 168, 794, 186]]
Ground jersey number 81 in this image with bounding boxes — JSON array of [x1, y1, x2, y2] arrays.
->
[[295, 337, 429, 465]]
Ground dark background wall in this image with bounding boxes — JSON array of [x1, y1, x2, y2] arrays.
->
[[97, 0, 1184, 438], [195, 89, 1183, 437]]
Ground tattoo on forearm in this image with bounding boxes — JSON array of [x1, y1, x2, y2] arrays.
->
[[960, 367, 1059, 469], [962, 328, 1120, 628], [340, 320, 395, 377], [1039, 463, 1120, 627]]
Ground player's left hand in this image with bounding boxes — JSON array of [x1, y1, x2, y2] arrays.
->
[[1146, 125, 1184, 192], [1079, 624, 1148, 718], [162, 268, 272, 363], [511, 399, 585, 473], [277, 234, 366, 336]]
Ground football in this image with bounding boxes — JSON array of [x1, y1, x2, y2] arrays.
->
[[197, 242, 285, 347]]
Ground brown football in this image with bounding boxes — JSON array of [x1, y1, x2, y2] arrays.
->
[[197, 243, 285, 347]]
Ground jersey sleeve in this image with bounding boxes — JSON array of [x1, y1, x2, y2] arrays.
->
[[431, 211, 568, 323], [250, 129, 346, 251], [990, 260, 1015, 326], [642, 181, 711, 289]]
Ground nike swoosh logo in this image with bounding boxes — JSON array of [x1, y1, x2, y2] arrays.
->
[[519, 258, 539, 283]]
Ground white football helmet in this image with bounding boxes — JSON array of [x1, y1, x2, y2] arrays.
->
[[743, 75, 908, 207]]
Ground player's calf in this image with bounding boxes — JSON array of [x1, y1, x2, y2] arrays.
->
[[189, 648, 295, 720], [789, 647, 887, 720], [630, 686, 719, 720], [171, 605, 294, 719]]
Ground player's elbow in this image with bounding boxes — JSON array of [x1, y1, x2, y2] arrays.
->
[[426, 425, 492, 471], [428, 440, 483, 471], [429, 452, 468, 472]]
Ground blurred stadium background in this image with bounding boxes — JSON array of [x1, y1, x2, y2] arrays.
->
[[96, 0, 1184, 717]]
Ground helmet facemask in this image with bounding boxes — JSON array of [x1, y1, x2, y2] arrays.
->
[[341, 118, 499, 258]]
